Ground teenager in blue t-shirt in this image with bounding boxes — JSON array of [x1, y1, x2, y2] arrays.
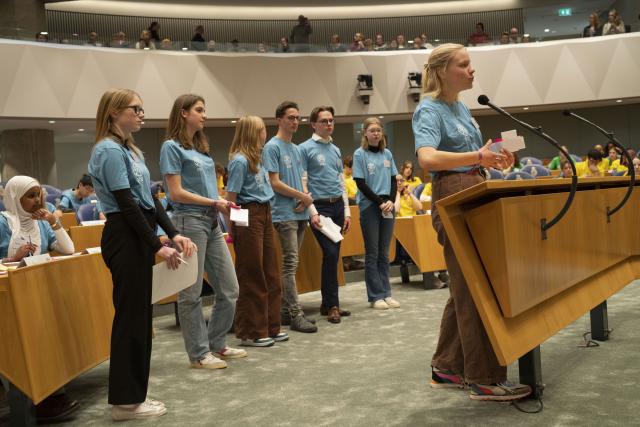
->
[[299, 105, 352, 324], [262, 101, 316, 334], [352, 117, 400, 310], [226, 115, 287, 347], [56, 174, 95, 212], [159, 94, 245, 364], [88, 89, 195, 420], [413, 44, 529, 401]]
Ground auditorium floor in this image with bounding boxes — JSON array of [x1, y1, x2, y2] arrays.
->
[[3, 276, 639, 426]]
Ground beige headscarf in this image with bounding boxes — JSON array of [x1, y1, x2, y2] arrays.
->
[[1, 176, 42, 258]]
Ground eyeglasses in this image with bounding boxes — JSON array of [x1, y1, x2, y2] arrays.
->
[[318, 118, 334, 125], [125, 105, 145, 115], [285, 115, 301, 122], [367, 127, 383, 133]]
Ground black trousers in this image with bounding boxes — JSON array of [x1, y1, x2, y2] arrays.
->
[[101, 210, 156, 405]]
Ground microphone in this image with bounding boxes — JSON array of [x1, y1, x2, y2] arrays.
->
[[477, 95, 578, 239], [562, 109, 635, 221]]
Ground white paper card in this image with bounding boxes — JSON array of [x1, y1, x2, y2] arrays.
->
[[500, 130, 526, 152], [82, 247, 102, 254], [20, 253, 51, 267], [230, 208, 249, 227], [382, 211, 394, 219], [152, 254, 198, 304], [81, 220, 106, 226], [317, 215, 344, 243]]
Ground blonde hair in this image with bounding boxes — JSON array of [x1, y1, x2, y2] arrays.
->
[[421, 43, 466, 100], [165, 94, 210, 154], [95, 88, 141, 156], [589, 12, 600, 27], [360, 117, 387, 150], [229, 116, 266, 174]]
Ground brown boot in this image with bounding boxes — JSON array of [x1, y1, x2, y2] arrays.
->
[[327, 306, 341, 324]]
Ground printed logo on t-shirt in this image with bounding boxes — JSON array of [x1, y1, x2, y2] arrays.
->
[[456, 123, 472, 144], [283, 155, 293, 169], [255, 169, 266, 190], [316, 154, 326, 167], [131, 160, 144, 185], [192, 157, 204, 173], [367, 162, 376, 175]]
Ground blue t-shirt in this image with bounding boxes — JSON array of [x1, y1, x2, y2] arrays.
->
[[298, 138, 343, 199], [58, 189, 86, 211], [159, 139, 219, 214], [45, 202, 56, 213], [412, 97, 482, 173], [88, 139, 155, 214], [352, 147, 398, 211], [0, 215, 57, 258], [262, 137, 308, 222], [226, 153, 275, 204]]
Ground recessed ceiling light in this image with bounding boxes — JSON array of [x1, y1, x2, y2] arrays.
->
[[301, 118, 307, 122], [72, 33, 79, 37], [615, 99, 622, 103], [523, 107, 529, 110], [523, 33, 530, 37], [182, 47, 188, 51], [78, 128, 85, 132], [41, 32, 48, 35], [230, 120, 237, 124], [141, 121, 145, 124], [434, 39, 440, 42], [378, 115, 384, 119], [544, 29, 550, 33], [48, 120, 56, 124]]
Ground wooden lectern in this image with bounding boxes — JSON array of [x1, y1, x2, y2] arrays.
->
[[435, 177, 639, 396]]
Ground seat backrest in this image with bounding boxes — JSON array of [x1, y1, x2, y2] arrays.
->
[[488, 168, 504, 180], [41, 184, 62, 196], [570, 154, 583, 162], [45, 193, 60, 205], [505, 171, 535, 180], [520, 156, 543, 166], [413, 183, 425, 198], [77, 204, 97, 222], [521, 164, 551, 177]]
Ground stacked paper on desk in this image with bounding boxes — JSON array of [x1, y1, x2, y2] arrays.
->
[[152, 255, 197, 303], [230, 208, 249, 227], [317, 215, 344, 243]]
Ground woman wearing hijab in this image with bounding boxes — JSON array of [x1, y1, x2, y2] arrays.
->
[[0, 175, 74, 262]]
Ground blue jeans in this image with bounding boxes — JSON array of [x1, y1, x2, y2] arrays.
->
[[360, 204, 394, 302], [273, 220, 306, 317], [310, 200, 344, 309], [173, 212, 239, 361]]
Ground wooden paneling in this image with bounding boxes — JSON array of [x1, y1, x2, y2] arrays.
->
[[393, 214, 445, 273], [68, 224, 103, 252], [59, 212, 78, 230]]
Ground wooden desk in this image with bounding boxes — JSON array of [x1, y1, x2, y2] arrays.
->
[[68, 224, 104, 252], [0, 254, 113, 404], [437, 177, 639, 366], [340, 206, 365, 257], [59, 212, 78, 230]]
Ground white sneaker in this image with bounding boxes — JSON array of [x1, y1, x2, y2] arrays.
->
[[215, 346, 248, 360], [111, 401, 167, 421], [371, 299, 389, 310], [190, 352, 228, 370], [384, 297, 400, 308], [144, 398, 165, 407]]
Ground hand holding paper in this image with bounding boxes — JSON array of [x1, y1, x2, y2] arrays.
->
[[230, 207, 249, 227]]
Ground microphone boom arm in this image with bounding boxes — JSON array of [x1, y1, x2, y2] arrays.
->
[[482, 99, 578, 240], [563, 111, 635, 222]]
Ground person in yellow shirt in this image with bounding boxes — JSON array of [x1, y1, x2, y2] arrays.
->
[[607, 147, 629, 175], [343, 155, 358, 204], [394, 181, 422, 217], [575, 149, 607, 177], [400, 160, 422, 191], [215, 162, 226, 197]]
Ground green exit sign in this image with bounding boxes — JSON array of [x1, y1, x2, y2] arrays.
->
[[558, 8, 572, 16]]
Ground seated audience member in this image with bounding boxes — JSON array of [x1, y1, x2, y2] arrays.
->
[[413, 36, 426, 49], [349, 32, 365, 52], [374, 33, 387, 51], [109, 32, 128, 48], [560, 160, 574, 178], [394, 181, 422, 218], [547, 146, 570, 170], [583, 13, 602, 37], [633, 157, 640, 176], [207, 40, 217, 51], [36, 32, 49, 42], [363, 38, 374, 51], [279, 36, 290, 53], [576, 149, 607, 177], [400, 160, 422, 191], [388, 39, 399, 50], [502, 152, 521, 174], [509, 27, 520, 43], [57, 174, 95, 213], [0, 175, 75, 263], [160, 38, 173, 50], [602, 9, 625, 35], [257, 42, 268, 53], [499, 32, 510, 44], [343, 155, 358, 204], [521, 34, 531, 43], [396, 34, 408, 49], [191, 25, 206, 51], [215, 162, 227, 197], [608, 147, 628, 174], [418, 182, 433, 202], [328, 34, 346, 52], [135, 30, 155, 49], [85, 31, 102, 47], [468, 22, 491, 45]]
